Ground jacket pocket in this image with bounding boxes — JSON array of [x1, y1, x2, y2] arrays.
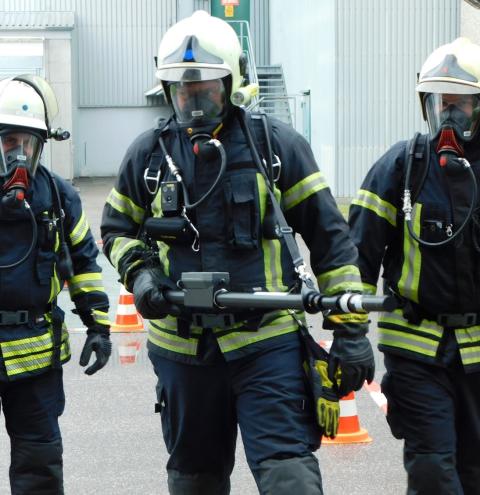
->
[[36, 250, 56, 286], [224, 174, 260, 250], [420, 203, 450, 243]]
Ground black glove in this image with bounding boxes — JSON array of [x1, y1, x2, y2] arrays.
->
[[328, 330, 375, 397], [79, 325, 112, 375], [132, 268, 180, 320]]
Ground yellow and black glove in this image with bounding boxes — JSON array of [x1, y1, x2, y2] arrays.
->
[[300, 326, 340, 438]]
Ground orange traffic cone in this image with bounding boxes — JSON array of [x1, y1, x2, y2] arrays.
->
[[111, 285, 145, 332], [322, 390, 372, 444], [118, 337, 142, 365], [319, 339, 372, 444]]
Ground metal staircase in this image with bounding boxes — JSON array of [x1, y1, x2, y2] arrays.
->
[[255, 65, 293, 126]]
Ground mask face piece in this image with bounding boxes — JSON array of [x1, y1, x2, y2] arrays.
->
[[0, 130, 44, 177], [168, 79, 227, 126], [425, 92, 480, 142]]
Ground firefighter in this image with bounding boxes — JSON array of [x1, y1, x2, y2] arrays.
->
[[101, 11, 374, 495], [0, 75, 111, 494], [349, 37, 480, 494]]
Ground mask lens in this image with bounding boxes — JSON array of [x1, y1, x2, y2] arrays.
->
[[169, 79, 226, 125], [425, 93, 480, 141], [0, 131, 44, 176]]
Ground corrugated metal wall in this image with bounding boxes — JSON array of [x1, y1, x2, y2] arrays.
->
[[251, 0, 269, 65], [0, 0, 73, 9], [76, 0, 176, 107], [336, 0, 460, 197]]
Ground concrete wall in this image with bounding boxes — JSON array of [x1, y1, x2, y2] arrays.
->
[[45, 38, 74, 181]]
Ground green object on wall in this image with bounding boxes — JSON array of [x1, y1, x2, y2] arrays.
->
[[210, 0, 250, 23]]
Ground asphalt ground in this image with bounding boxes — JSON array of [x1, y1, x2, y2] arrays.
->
[[0, 178, 407, 494]]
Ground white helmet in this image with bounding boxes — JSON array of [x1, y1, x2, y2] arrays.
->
[[416, 38, 480, 140], [155, 10, 245, 127], [0, 75, 59, 175]]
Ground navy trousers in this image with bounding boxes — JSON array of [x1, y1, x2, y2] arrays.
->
[[381, 353, 480, 495], [149, 332, 321, 489], [0, 369, 65, 495]]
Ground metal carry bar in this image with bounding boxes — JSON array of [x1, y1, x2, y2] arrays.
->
[[164, 272, 397, 314]]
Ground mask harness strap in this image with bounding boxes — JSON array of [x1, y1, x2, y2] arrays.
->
[[402, 130, 478, 247]]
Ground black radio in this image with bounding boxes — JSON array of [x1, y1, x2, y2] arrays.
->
[[161, 181, 182, 215]]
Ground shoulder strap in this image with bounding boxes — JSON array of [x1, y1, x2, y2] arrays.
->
[[143, 117, 171, 196], [404, 133, 430, 204]]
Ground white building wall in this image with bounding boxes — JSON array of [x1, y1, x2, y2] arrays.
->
[[270, 0, 460, 197], [269, 0, 336, 188]]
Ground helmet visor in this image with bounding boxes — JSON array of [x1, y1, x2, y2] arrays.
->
[[425, 92, 480, 141], [168, 79, 227, 125], [0, 130, 43, 176]]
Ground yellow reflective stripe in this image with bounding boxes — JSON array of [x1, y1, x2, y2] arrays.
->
[[378, 327, 438, 356], [4, 342, 70, 377], [282, 172, 328, 211], [363, 283, 377, 295], [110, 237, 145, 271], [455, 326, 480, 344], [316, 265, 363, 295], [148, 321, 198, 355], [257, 174, 285, 291], [398, 204, 422, 303], [1, 332, 52, 358], [458, 346, 480, 365], [351, 189, 397, 227], [68, 273, 105, 297], [217, 313, 298, 353], [69, 212, 90, 246], [157, 241, 171, 275], [106, 188, 145, 224], [48, 270, 61, 303], [93, 310, 111, 326], [327, 313, 368, 324], [379, 310, 443, 337]]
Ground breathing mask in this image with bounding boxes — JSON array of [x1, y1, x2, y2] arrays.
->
[[0, 130, 44, 208], [424, 92, 480, 171]]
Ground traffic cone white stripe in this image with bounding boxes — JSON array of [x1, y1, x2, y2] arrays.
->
[[116, 305, 138, 315], [339, 398, 358, 417]]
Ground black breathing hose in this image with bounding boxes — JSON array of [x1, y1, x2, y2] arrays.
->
[[403, 142, 478, 248]]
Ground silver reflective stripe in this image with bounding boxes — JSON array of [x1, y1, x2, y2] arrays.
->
[[378, 328, 438, 356], [455, 326, 480, 344], [380, 310, 443, 337], [148, 322, 198, 355], [1, 332, 52, 358], [217, 314, 297, 353], [398, 204, 422, 303], [351, 189, 397, 226], [5, 342, 70, 377], [459, 346, 480, 365]]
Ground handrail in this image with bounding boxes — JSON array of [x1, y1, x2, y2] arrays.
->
[[249, 92, 312, 144]]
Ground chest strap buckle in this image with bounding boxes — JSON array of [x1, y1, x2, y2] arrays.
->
[[437, 313, 477, 328], [0, 310, 29, 326]]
